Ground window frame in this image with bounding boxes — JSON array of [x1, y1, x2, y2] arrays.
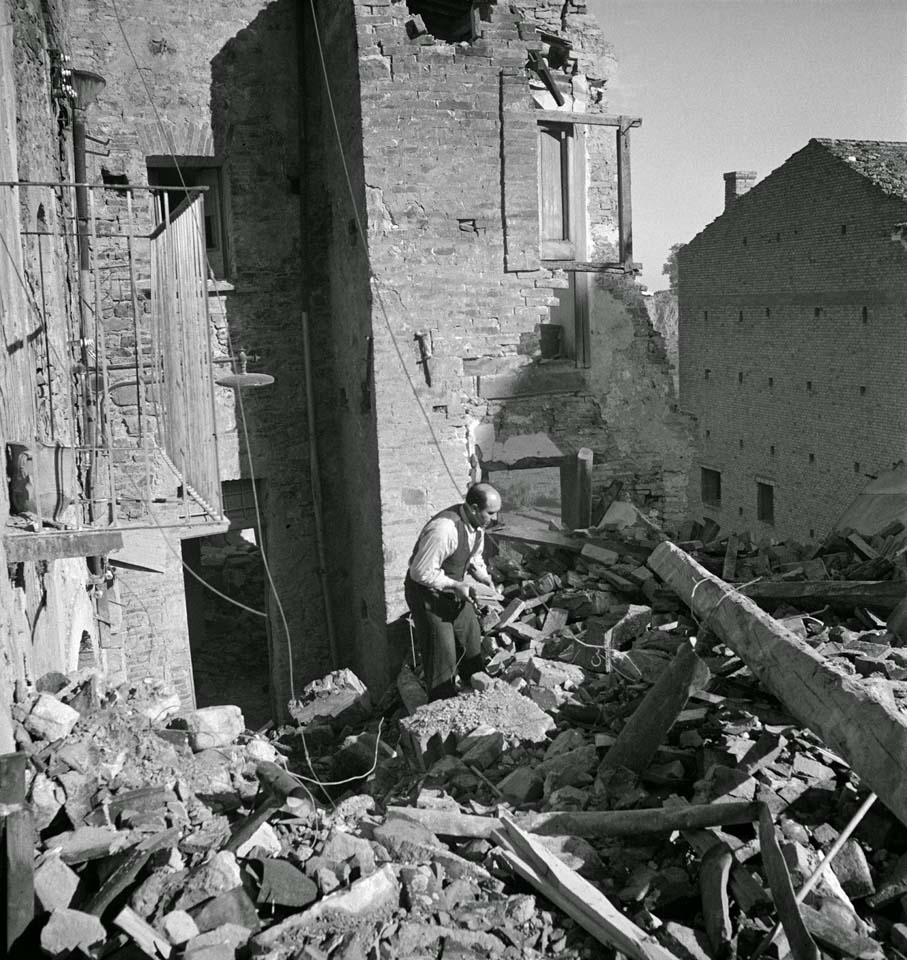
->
[[147, 156, 230, 280], [756, 481, 775, 526], [701, 466, 722, 508]]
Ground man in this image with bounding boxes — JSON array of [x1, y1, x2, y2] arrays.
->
[[405, 483, 502, 701]]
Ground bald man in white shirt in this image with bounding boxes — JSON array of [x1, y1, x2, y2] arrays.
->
[[404, 483, 501, 701]]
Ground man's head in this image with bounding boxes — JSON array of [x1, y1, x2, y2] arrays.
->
[[464, 482, 502, 529]]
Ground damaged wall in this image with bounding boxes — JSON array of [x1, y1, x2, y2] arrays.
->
[[334, 0, 692, 618], [1, 0, 103, 750], [66, 0, 328, 716]]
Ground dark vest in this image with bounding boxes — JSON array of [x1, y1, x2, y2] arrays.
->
[[407, 504, 472, 585]]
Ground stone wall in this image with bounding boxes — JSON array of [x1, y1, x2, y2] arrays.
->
[[1, 0, 101, 750], [678, 140, 907, 541]]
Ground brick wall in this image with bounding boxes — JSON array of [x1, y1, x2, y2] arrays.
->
[[338, 0, 691, 618], [678, 140, 907, 542], [67, 0, 328, 715]]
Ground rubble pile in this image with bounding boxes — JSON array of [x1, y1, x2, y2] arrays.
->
[[6, 516, 907, 959]]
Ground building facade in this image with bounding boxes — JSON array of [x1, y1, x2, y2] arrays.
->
[[2, 0, 691, 734], [678, 139, 907, 542]]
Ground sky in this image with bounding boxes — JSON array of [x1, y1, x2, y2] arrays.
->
[[591, 0, 907, 291]]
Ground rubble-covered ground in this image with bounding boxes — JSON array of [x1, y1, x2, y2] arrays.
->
[[7, 511, 907, 959]]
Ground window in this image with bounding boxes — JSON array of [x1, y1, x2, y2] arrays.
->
[[148, 157, 228, 278], [814, 307, 822, 319], [538, 122, 577, 261], [861, 306, 868, 323], [757, 482, 774, 525], [765, 307, 771, 318], [704, 368, 711, 380], [701, 467, 721, 507]]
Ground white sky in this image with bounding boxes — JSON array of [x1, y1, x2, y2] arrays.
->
[[590, 0, 907, 291]]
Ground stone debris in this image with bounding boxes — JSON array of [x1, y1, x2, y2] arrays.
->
[[6, 514, 907, 959]]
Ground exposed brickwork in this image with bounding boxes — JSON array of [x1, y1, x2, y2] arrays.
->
[[339, 0, 692, 620], [678, 139, 907, 541]]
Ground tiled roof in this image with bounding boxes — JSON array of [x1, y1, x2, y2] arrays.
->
[[814, 138, 907, 201]]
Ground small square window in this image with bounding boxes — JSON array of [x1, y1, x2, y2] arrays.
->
[[704, 310, 709, 321], [806, 381, 812, 392], [860, 385, 866, 395], [814, 307, 822, 319], [757, 482, 774, 525], [742, 236, 748, 246], [701, 467, 721, 507], [765, 307, 771, 318], [841, 224, 847, 235], [809, 453, 816, 464], [704, 368, 711, 380], [738, 310, 744, 322], [738, 507, 744, 516], [810, 528, 815, 539], [854, 462, 861, 473], [770, 445, 775, 456], [738, 371, 744, 384], [861, 306, 868, 323], [768, 377, 774, 388], [705, 429, 711, 439], [739, 439, 744, 450]]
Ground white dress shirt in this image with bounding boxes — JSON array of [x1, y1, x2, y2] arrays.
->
[[408, 507, 490, 592]]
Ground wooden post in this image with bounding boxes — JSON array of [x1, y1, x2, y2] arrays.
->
[[617, 117, 638, 270], [1, 753, 33, 952], [560, 448, 593, 529], [648, 542, 907, 826]]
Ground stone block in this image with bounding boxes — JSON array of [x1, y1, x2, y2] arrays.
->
[[460, 731, 504, 770], [175, 705, 245, 751], [235, 821, 282, 859], [174, 851, 242, 912], [25, 693, 80, 741], [469, 672, 495, 691], [192, 887, 260, 935], [831, 840, 875, 899], [288, 669, 371, 726], [161, 910, 199, 945], [497, 766, 542, 803], [524, 657, 585, 689], [40, 908, 106, 955], [184, 922, 251, 959], [34, 855, 80, 911]]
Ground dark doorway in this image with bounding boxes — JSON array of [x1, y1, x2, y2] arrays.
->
[[181, 528, 271, 728]]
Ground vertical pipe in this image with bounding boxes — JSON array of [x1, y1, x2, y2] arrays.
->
[[73, 114, 94, 498]]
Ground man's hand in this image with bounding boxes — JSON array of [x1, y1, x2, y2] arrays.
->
[[451, 581, 476, 602]]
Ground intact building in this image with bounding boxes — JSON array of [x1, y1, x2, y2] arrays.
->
[[678, 139, 907, 543], [2, 0, 691, 737]]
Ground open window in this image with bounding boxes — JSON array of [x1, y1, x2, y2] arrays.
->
[[701, 467, 722, 508], [147, 157, 228, 279], [756, 481, 775, 525]]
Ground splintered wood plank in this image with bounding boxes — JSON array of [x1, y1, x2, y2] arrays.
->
[[650, 543, 907, 825], [739, 579, 904, 611], [495, 817, 679, 960], [600, 641, 709, 775], [758, 805, 819, 960]]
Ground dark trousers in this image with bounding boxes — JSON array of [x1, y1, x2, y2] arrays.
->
[[404, 577, 483, 700]]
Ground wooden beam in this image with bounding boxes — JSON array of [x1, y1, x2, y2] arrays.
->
[[617, 117, 634, 268], [648, 542, 907, 826], [600, 641, 709, 774], [4, 528, 124, 563], [541, 259, 642, 273], [758, 805, 819, 960], [700, 843, 734, 958], [739, 579, 904, 611], [2, 808, 34, 952], [531, 110, 642, 128], [495, 817, 679, 960], [387, 801, 759, 840], [560, 448, 593, 529]]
